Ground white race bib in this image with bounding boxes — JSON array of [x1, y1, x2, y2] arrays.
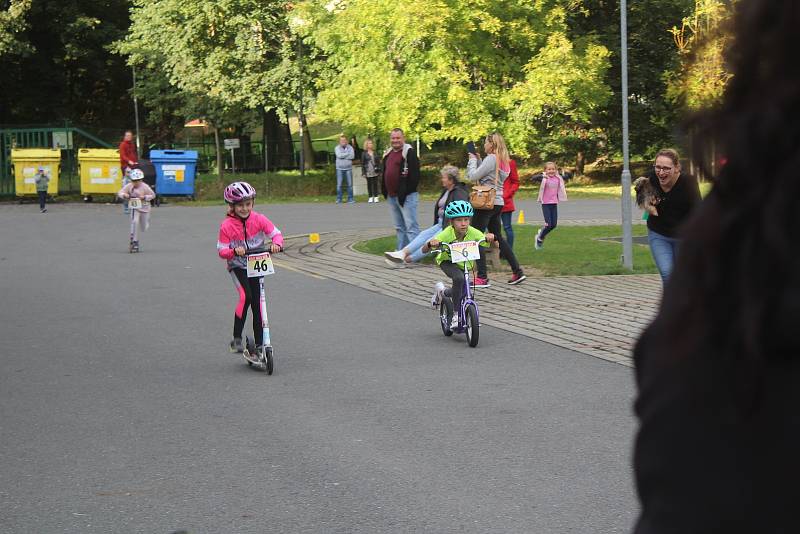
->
[[449, 241, 481, 262], [246, 252, 275, 278]]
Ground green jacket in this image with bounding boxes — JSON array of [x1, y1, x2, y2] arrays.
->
[[34, 172, 50, 192], [433, 225, 489, 270]]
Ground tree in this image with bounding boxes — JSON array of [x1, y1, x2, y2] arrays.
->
[[117, 0, 299, 178], [0, 0, 32, 57], [0, 0, 133, 128], [566, 0, 696, 159], [300, 0, 611, 160], [666, 0, 733, 110]]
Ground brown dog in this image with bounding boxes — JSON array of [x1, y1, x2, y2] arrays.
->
[[634, 176, 660, 216]]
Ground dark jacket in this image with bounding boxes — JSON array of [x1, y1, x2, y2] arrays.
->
[[380, 143, 420, 206], [361, 150, 380, 178], [633, 191, 800, 533], [646, 170, 701, 238], [433, 182, 470, 226]]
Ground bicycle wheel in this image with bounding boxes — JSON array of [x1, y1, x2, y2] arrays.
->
[[440, 298, 454, 337], [263, 346, 274, 375], [465, 303, 479, 347]]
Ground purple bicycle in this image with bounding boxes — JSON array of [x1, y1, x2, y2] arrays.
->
[[431, 239, 484, 347]]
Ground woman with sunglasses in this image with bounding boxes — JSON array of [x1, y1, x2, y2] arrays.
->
[[642, 148, 702, 284]]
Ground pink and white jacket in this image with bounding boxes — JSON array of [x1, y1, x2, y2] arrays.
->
[[537, 174, 568, 204], [217, 211, 284, 270], [118, 182, 155, 212]]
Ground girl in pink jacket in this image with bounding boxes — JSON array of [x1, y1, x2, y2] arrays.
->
[[535, 162, 568, 250], [217, 182, 284, 354], [117, 169, 155, 253]]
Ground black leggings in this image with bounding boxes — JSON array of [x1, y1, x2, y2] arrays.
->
[[366, 175, 380, 197], [231, 268, 263, 346], [472, 205, 522, 278], [440, 260, 466, 311]]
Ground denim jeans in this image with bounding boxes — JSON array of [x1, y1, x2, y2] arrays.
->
[[648, 229, 680, 284], [336, 168, 353, 202], [387, 192, 420, 250], [37, 190, 47, 210], [406, 222, 444, 262], [540, 203, 558, 240], [500, 211, 514, 250]]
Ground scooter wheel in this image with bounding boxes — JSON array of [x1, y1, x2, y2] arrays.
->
[[263, 347, 274, 375]]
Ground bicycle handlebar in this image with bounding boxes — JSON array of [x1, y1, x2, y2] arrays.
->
[[243, 244, 282, 255]]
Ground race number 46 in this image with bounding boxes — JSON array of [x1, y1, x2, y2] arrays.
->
[[247, 252, 275, 278], [449, 241, 481, 262]]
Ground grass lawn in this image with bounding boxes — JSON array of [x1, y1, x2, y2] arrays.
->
[[354, 224, 657, 276]]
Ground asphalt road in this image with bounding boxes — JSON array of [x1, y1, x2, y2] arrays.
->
[[0, 201, 638, 533]]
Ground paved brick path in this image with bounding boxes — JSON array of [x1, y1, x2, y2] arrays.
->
[[275, 228, 660, 367]]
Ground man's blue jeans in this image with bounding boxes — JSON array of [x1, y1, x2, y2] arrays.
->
[[387, 192, 420, 250], [405, 222, 444, 262], [648, 229, 680, 284], [336, 168, 353, 203]]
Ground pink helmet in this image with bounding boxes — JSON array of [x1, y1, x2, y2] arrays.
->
[[224, 181, 256, 204]]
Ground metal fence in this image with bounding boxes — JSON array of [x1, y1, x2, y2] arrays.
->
[[0, 126, 114, 195], [0, 124, 346, 196]]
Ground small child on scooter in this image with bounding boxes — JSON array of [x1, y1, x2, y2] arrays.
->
[[217, 181, 284, 357], [117, 169, 155, 252], [422, 200, 494, 329]]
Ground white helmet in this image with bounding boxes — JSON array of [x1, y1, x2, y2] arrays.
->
[[129, 169, 144, 181]]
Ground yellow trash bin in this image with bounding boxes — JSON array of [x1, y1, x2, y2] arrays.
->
[[78, 148, 122, 199], [11, 148, 61, 197]]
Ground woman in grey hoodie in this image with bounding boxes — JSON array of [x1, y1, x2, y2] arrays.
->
[[466, 132, 526, 286]]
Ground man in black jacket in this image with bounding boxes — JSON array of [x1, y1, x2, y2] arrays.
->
[[381, 128, 420, 250]]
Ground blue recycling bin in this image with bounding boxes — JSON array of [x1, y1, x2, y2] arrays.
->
[[150, 150, 198, 200]]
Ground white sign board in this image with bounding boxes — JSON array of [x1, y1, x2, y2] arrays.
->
[[224, 138, 240, 150], [52, 131, 73, 149]]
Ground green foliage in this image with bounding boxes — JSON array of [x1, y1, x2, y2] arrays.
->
[[0, 0, 32, 57], [566, 0, 696, 158], [0, 0, 133, 126], [302, 0, 611, 158], [665, 0, 733, 110]]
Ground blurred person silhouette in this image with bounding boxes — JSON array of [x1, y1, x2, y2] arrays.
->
[[633, 2, 800, 532]]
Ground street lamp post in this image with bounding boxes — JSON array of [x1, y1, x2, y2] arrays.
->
[[297, 38, 305, 179], [620, 0, 634, 270], [132, 66, 142, 158]]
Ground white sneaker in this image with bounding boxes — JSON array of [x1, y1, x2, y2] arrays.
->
[[450, 315, 459, 329], [535, 228, 544, 250], [431, 281, 446, 308], [368, 197, 374, 203], [374, 196, 380, 203], [383, 250, 406, 263]]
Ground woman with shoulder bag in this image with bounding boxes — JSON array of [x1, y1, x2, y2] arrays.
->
[[466, 132, 526, 286]]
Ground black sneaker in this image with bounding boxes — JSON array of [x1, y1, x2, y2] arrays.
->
[[229, 338, 244, 353], [508, 273, 527, 285]]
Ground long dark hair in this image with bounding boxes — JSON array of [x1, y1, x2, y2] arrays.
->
[[644, 1, 800, 410]]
